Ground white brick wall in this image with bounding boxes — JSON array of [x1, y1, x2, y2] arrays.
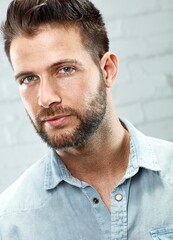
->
[[0, 0, 173, 193]]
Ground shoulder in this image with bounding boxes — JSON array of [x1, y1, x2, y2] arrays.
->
[[147, 136, 173, 162], [0, 153, 50, 217], [146, 136, 173, 182], [123, 118, 173, 172]]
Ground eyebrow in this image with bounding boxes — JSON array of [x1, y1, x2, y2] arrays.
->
[[14, 59, 84, 81], [50, 59, 84, 69], [15, 71, 34, 81]]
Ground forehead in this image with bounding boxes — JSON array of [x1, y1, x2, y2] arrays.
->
[[10, 25, 83, 58], [10, 25, 92, 72]]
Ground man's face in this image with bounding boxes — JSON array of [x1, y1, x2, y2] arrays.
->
[[10, 25, 107, 149]]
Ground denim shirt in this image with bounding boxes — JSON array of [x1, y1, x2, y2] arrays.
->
[[0, 119, 173, 240]]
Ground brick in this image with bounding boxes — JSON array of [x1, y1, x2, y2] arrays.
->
[[143, 98, 173, 121], [107, 19, 122, 39], [137, 118, 173, 141], [128, 55, 173, 78], [0, 80, 20, 102], [167, 75, 173, 91], [0, 1, 11, 20], [0, 54, 20, 102], [0, 102, 41, 146], [0, 143, 48, 193], [115, 61, 131, 84], [112, 72, 173, 105], [121, 11, 173, 37], [112, 80, 141, 105], [92, 0, 158, 19], [159, 0, 173, 10], [110, 32, 173, 60], [117, 103, 144, 125]]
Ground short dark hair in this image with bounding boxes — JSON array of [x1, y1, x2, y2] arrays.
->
[[1, 0, 109, 63]]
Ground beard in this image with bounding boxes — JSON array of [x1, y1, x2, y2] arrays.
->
[[27, 75, 107, 150]]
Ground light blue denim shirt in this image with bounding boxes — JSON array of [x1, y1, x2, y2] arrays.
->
[[0, 119, 173, 240]]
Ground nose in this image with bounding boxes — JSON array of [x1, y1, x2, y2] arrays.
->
[[38, 77, 62, 108]]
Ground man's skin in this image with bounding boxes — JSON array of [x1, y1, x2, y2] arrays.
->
[[10, 24, 130, 211]]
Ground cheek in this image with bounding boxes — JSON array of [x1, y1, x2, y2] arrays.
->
[[19, 89, 38, 117], [66, 84, 92, 108], [60, 80, 87, 105], [70, 73, 100, 99]]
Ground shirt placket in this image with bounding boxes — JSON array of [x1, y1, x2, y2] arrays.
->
[[82, 186, 111, 240], [111, 180, 131, 240]]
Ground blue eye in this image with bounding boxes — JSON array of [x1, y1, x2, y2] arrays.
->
[[23, 76, 37, 84], [59, 66, 75, 74]]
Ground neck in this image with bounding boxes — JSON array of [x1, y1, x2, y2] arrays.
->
[[56, 116, 130, 185]]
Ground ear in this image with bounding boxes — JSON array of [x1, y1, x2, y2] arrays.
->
[[100, 52, 118, 88]]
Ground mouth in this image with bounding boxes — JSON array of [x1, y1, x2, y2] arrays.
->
[[42, 115, 71, 127]]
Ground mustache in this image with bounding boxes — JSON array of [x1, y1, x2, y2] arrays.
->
[[36, 105, 80, 122]]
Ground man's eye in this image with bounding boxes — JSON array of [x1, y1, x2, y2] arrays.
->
[[59, 66, 75, 74], [22, 76, 37, 84]]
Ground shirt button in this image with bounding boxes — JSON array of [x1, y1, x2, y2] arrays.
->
[[92, 197, 99, 204], [115, 194, 123, 201]]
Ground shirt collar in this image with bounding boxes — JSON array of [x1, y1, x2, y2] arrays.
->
[[44, 150, 83, 190], [44, 118, 161, 190], [121, 118, 161, 180]]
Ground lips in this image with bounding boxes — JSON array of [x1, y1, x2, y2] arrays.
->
[[42, 115, 69, 121], [42, 115, 71, 127]]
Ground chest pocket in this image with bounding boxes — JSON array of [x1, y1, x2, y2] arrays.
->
[[150, 225, 173, 240]]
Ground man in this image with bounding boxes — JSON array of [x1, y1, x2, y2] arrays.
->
[[0, 0, 173, 239]]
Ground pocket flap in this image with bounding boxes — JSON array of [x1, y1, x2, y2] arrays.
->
[[150, 225, 173, 240]]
